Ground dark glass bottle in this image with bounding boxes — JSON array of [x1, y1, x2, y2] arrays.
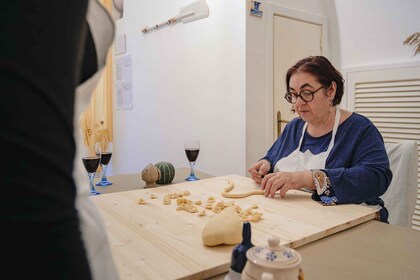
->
[[230, 222, 254, 273]]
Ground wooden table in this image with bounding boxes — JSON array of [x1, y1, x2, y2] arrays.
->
[[91, 173, 380, 279], [94, 168, 213, 194], [209, 219, 420, 280], [297, 220, 420, 279]]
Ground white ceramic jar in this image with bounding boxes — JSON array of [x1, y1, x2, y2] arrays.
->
[[241, 236, 303, 280]]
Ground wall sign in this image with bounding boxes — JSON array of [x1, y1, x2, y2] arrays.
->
[[115, 55, 133, 110], [250, 1, 263, 18]]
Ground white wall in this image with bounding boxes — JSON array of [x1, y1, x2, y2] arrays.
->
[[335, 0, 420, 69], [112, 0, 246, 177], [110, 0, 420, 178]]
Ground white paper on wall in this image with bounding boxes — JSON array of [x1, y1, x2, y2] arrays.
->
[[115, 54, 133, 110]]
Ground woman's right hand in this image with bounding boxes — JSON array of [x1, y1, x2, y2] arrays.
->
[[248, 160, 271, 184]]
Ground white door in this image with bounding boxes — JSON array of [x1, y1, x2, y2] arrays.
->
[[273, 15, 323, 139]]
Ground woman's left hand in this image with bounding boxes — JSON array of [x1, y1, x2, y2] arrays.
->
[[260, 171, 313, 198]]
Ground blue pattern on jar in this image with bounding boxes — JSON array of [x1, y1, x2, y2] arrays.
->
[[283, 250, 294, 259], [266, 251, 277, 261]]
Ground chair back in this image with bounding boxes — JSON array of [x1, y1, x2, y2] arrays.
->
[[382, 140, 418, 228]]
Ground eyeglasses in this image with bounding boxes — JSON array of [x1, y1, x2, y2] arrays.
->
[[284, 86, 324, 104]]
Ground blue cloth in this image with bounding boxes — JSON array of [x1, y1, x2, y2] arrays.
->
[[262, 112, 392, 222]]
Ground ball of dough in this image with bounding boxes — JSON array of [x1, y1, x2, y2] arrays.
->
[[202, 206, 242, 246]]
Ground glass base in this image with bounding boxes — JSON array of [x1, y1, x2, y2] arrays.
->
[[90, 190, 101, 195], [185, 175, 200, 181], [96, 180, 113, 186]]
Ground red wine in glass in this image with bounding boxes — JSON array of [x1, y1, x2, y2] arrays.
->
[[100, 152, 112, 165], [82, 157, 101, 173], [185, 149, 199, 162], [95, 142, 113, 186], [82, 145, 101, 195], [185, 140, 200, 181]]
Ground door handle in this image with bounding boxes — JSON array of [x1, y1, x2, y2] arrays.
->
[[277, 111, 289, 137]]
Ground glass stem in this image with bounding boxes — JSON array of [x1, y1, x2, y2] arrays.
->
[[101, 164, 108, 181], [189, 161, 196, 177], [89, 173, 96, 192]]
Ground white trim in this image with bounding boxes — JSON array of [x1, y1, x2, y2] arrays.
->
[[265, 2, 329, 146], [342, 60, 420, 74], [345, 63, 420, 111], [343, 60, 420, 110]]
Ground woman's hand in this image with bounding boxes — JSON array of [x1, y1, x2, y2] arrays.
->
[[260, 171, 314, 198], [248, 160, 271, 184]]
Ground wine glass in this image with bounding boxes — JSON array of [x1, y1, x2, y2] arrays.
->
[[82, 145, 101, 195], [184, 140, 200, 181], [95, 141, 113, 186]]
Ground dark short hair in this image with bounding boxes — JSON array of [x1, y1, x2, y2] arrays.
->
[[286, 56, 345, 106]]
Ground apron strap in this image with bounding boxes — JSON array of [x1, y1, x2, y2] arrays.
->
[[298, 107, 341, 152], [326, 107, 341, 153], [297, 122, 308, 149]]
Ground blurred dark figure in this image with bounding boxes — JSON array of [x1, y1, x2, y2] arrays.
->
[[1, 1, 93, 278]]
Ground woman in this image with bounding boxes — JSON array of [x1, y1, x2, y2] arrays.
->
[[248, 56, 392, 222]]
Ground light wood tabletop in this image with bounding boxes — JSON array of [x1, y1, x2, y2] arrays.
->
[[92, 169, 420, 280]]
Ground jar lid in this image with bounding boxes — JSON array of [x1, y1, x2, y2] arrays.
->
[[246, 236, 301, 269]]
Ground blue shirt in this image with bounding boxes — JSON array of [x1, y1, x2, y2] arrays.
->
[[262, 112, 392, 221]]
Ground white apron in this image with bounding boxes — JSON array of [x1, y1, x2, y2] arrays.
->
[[273, 109, 381, 212], [274, 108, 341, 172]]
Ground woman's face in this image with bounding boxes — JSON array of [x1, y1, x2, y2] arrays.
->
[[289, 72, 335, 124]]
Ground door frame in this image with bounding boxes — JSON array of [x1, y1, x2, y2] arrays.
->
[[265, 3, 329, 145]]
